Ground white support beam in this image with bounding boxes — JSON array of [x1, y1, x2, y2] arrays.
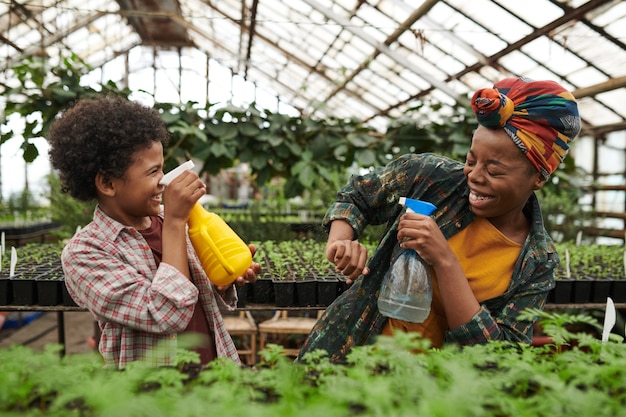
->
[[301, 0, 464, 104]]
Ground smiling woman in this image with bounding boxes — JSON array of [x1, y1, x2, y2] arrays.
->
[[463, 126, 546, 240], [297, 77, 582, 364]]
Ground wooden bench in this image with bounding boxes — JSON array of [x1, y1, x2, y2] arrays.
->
[[257, 310, 322, 357]]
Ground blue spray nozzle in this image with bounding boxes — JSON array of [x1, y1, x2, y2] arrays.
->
[[399, 197, 437, 215]]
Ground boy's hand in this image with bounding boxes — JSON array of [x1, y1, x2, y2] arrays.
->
[[162, 170, 205, 221], [216, 244, 261, 292]]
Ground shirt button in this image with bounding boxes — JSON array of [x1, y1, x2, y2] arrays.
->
[[129, 228, 136, 234], [169, 334, 176, 339], [455, 222, 462, 228]]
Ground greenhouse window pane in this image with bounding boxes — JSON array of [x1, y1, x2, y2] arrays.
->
[[577, 98, 622, 126], [430, 1, 511, 54], [355, 4, 398, 39], [417, 27, 479, 67], [522, 38, 587, 76], [491, 0, 563, 28], [568, 66, 609, 88], [498, 50, 539, 75], [452, 0, 538, 44], [595, 89, 626, 120]]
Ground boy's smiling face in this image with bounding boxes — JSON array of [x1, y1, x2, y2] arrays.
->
[[98, 141, 165, 230]]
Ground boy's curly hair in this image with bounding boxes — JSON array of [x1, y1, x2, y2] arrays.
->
[[48, 95, 170, 202]]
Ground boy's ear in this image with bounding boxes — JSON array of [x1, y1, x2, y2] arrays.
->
[[95, 172, 116, 197]]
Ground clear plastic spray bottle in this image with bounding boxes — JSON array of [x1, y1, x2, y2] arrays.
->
[[377, 197, 437, 323]]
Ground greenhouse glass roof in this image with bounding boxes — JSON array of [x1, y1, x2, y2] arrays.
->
[[0, 0, 625, 132]]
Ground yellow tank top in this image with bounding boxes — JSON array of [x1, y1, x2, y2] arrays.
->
[[382, 217, 521, 347]]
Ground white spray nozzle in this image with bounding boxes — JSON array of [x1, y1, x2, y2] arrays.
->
[[160, 160, 195, 186]]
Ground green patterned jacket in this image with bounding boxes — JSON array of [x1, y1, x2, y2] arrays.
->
[[297, 153, 558, 363]]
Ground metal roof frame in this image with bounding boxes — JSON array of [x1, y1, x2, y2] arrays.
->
[[0, 0, 624, 132]]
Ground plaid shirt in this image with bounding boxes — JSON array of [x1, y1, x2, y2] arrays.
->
[[62, 206, 240, 369], [299, 153, 558, 363]]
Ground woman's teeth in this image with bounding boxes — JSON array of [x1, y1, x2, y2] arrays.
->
[[470, 192, 492, 202]]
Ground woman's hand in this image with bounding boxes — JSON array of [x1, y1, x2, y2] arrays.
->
[[396, 212, 453, 268], [326, 239, 370, 284], [398, 214, 481, 329]]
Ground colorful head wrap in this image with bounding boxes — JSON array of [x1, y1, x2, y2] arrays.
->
[[471, 77, 581, 179]]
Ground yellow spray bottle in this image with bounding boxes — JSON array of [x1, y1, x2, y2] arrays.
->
[[160, 161, 252, 287]]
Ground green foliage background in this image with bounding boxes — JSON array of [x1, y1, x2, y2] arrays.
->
[[0, 54, 473, 198], [0, 54, 591, 241]]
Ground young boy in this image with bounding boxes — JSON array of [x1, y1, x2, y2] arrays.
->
[[48, 94, 260, 369]]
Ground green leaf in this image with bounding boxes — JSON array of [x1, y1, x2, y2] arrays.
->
[[316, 165, 334, 182], [310, 134, 331, 159], [254, 133, 272, 143], [268, 135, 284, 147], [205, 122, 229, 137], [250, 153, 271, 170], [284, 176, 304, 198], [333, 144, 348, 159], [356, 149, 377, 166], [347, 133, 374, 148], [22, 142, 39, 162], [238, 147, 252, 163], [210, 142, 229, 157], [169, 123, 207, 142], [0, 131, 13, 145], [219, 124, 239, 141], [284, 140, 303, 155], [50, 87, 77, 102], [238, 122, 261, 137], [298, 165, 315, 189], [23, 120, 39, 139], [190, 142, 211, 160], [256, 166, 271, 186], [160, 111, 181, 125], [291, 160, 307, 176]]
